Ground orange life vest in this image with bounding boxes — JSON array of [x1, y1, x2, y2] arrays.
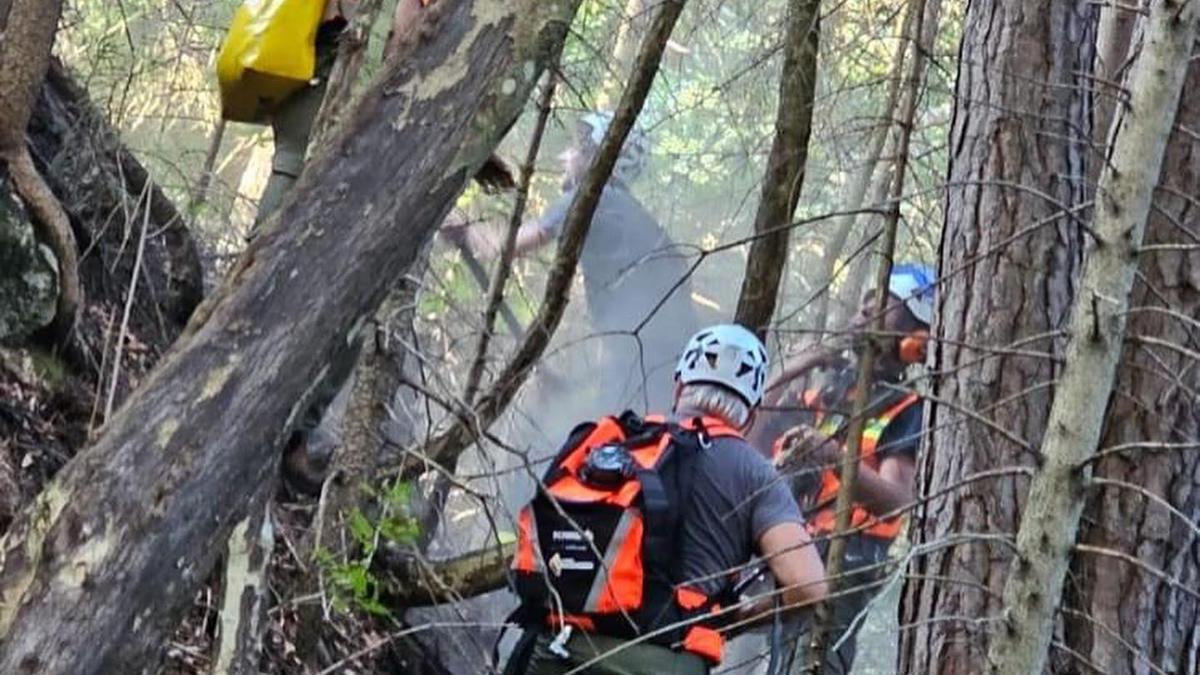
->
[[778, 389, 919, 540], [511, 412, 741, 664]]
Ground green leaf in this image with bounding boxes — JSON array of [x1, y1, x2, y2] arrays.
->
[[348, 509, 375, 548]]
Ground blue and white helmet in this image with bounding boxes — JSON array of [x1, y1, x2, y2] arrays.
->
[[675, 324, 769, 407], [577, 111, 650, 184], [887, 263, 936, 326]]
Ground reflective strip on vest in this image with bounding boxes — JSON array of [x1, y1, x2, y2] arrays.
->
[[582, 508, 642, 613], [808, 391, 919, 539]]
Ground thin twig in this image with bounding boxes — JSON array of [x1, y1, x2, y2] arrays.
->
[[462, 69, 559, 405], [103, 180, 152, 423]]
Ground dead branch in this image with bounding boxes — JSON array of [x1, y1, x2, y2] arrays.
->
[[380, 541, 516, 607], [463, 71, 558, 405]]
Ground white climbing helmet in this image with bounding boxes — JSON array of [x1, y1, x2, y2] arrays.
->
[[675, 324, 770, 408], [577, 110, 651, 184], [887, 263, 936, 326]]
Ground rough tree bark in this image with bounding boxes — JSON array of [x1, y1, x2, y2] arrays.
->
[[310, 0, 388, 150], [733, 0, 820, 335], [211, 484, 275, 675], [898, 1, 1096, 672], [29, 60, 203, 341], [1065, 14, 1200, 675], [0, 2, 580, 672], [986, 3, 1198, 673], [0, 0, 81, 337]]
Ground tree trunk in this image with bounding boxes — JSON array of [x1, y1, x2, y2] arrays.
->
[[0, 0, 80, 337], [1065, 18, 1200, 675], [733, 0, 821, 335], [30, 60, 203, 340], [986, 3, 1198, 673], [0, 2, 580, 671], [211, 483, 275, 675], [597, 0, 647, 108], [310, 0, 388, 150], [291, 273, 420, 666], [898, 1, 1096, 672], [1089, 0, 1139, 192]]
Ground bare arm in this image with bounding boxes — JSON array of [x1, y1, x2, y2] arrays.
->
[[763, 347, 841, 405], [457, 221, 552, 261], [757, 522, 828, 612], [512, 222, 553, 256], [849, 454, 915, 516]]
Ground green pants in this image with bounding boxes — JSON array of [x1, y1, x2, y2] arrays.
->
[[518, 631, 708, 675], [250, 27, 341, 239]]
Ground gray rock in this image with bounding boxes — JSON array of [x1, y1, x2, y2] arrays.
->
[[0, 183, 59, 341]]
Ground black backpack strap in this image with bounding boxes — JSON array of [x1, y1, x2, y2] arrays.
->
[[634, 423, 678, 566], [496, 605, 544, 675]]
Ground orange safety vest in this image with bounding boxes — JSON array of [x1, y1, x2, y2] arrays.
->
[[793, 388, 919, 540]]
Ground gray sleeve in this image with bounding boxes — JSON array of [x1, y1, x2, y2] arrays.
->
[[534, 193, 573, 237], [743, 452, 805, 541]]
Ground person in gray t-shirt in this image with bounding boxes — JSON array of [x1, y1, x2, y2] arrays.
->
[[677, 433, 806, 600], [447, 111, 699, 412], [516, 324, 827, 675]]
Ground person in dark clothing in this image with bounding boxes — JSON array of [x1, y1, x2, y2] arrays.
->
[[451, 112, 700, 412], [759, 263, 935, 675]]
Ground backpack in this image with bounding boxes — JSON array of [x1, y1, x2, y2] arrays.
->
[[509, 411, 741, 663]]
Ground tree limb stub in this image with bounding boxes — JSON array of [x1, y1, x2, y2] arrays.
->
[[380, 541, 516, 607], [0, 2, 579, 672]]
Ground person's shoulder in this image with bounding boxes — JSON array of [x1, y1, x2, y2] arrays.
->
[[703, 435, 775, 475]]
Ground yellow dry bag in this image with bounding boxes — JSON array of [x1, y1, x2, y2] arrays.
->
[[216, 0, 325, 123]]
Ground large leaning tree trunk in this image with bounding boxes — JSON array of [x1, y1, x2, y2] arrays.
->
[[733, 0, 820, 335], [985, 2, 1199, 673], [898, 0, 1095, 671], [0, 1, 580, 672], [1063, 13, 1200, 675]]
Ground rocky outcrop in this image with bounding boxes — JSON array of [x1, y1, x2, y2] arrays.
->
[[0, 177, 57, 341]]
